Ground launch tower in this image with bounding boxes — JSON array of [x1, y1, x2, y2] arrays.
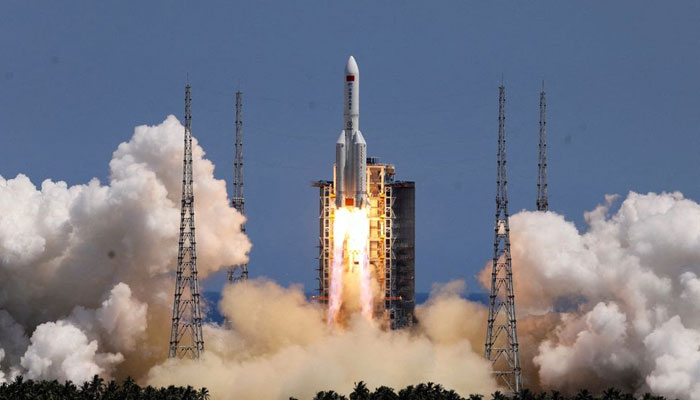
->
[[168, 84, 205, 359], [484, 86, 522, 392], [315, 162, 415, 330]]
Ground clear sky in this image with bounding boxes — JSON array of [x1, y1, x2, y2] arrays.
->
[[2, 1, 700, 293]]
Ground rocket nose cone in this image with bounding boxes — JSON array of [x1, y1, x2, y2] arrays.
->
[[345, 56, 359, 75], [336, 131, 347, 144], [352, 130, 366, 145]]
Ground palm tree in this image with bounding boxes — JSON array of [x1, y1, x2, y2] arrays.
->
[[397, 385, 416, 400], [602, 388, 621, 400], [183, 385, 197, 400], [491, 391, 508, 400], [313, 390, 348, 400], [442, 389, 465, 400], [370, 386, 398, 400], [515, 389, 536, 400], [62, 380, 79, 398], [142, 385, 158, 400], [350, 381, 371, 400], [534, 392, 549, 400], [103, 380, 119, 400], [574, 389, 594, 400], [413, 382, 436, 400], [550, 390, 564, 400], [9, 375, 25, 398], [198, 387, 211, 400], [119, 377, 142, 399]]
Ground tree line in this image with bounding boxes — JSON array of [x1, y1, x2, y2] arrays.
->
[[0, 377, 677, 400], [0, 375, 209, 400], [303, 382, 675, 400]]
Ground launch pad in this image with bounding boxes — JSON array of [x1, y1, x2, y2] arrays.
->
[[314, 160, 415, 330]]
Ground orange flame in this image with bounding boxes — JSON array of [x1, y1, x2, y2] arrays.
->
[[328, 206, 372, 325]]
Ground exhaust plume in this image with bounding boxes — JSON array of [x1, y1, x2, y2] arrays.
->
[[481, 192, 700, 399], [147, 279, 498, 399]]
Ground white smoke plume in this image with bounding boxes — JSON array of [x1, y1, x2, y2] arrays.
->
[[20, 320, 124, 383], [479, 192, 700, 399], [0, 115, 250, 382]]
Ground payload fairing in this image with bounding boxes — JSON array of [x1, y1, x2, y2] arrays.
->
[[335, 56, 367, 208]]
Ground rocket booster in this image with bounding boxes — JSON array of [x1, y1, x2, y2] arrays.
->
[[335, 56, 367, 208]]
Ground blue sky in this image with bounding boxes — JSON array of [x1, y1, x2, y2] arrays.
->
[[2, 1, 700, 293]]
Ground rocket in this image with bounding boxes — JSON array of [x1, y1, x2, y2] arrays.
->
[[335, 56, 367, 208]]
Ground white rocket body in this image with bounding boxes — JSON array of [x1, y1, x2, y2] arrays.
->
[[335, 56, 367, 208]]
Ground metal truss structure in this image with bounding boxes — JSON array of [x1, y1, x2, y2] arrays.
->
[[485, 86, 522, 392], [169, 84, 205, 359], [229, 90, 249, 282], [314, 161, 414, 330], [536, 86, 548, 211]]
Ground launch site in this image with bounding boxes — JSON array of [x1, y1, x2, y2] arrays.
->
[[2, 2, 700, 400]]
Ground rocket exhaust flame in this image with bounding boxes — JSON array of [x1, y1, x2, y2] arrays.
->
[[328, 207, 372, 324]]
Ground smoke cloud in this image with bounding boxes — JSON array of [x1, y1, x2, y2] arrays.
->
[[3, 114, 700, 399], [146, 279, 498, 400], [20, 320, 123, 383], [0, 115, 250, 383], [0, 115, 496, 399], [481, 192, 700, 399]]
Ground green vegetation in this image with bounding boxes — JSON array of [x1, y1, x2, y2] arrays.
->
[[0, 375, 209, 400], [0, 377, 675, 400], [298, 382, 673, 400]]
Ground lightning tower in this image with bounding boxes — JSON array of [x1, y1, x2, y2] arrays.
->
[[485, 86, 522, 392], [228, 90, 249, 282], [536, 85, 548, 211], [168, 84, 205, 359]]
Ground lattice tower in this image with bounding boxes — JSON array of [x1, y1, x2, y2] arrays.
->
[[228, 91, 249, 282], [484, 85, 522, 392], [536, 86, 548, 211], [168, 84, 205, 359]]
